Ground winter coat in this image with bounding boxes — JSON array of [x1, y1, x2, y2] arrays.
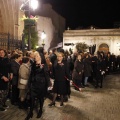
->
[[0, 57, 11, 90], [18, 63, 30, 89], [72, 60, 84, 80], [83, 58, 92, 77], [52, 60, 70, 95], [10, 60, 20, 85]]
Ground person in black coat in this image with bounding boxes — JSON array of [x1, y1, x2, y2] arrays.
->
[[72, 54, 84, 91], [50, 48, 57, 65], [48, 52, 70, 107], [25, 51, 50, 120], [105, 53, 112, 74], [83, 54, 92, 86], [0, 49, 12, 111], [10, 54, 22, 105], [95, 55, 106, 88]]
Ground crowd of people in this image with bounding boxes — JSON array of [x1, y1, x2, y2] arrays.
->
[[0, 47, 120, 120]]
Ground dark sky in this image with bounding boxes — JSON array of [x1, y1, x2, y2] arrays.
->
[[42, 0, 120, 29]]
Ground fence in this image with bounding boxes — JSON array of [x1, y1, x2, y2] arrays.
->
[[0, 33, 22, 51]]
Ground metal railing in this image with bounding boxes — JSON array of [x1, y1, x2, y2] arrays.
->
[[0, 33, 22, 51]]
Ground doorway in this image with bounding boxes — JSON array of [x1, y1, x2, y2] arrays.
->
[[99, 43, 109, 53]]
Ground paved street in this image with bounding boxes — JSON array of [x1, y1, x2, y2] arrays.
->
[[0, 73, 120, 120]]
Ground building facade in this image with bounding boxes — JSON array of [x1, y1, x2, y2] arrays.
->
[[63, 29, 120, 55], [37, 4, 65, 49], [0, 0, 24, 37]]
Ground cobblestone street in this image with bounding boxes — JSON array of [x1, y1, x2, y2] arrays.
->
[[0, 74, 120, 120]]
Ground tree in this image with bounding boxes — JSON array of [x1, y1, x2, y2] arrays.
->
[[21, 15, 39, 50], [23, 25, 38, 50], [76, 42, 89, 53]]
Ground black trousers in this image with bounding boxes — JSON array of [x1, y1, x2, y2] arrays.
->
[[11, 85, 19, 104], [29, 96, 44, 113]]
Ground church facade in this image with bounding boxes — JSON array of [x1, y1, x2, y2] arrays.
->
[[0, 0, 24, 37], [63, 29, 120, 55]]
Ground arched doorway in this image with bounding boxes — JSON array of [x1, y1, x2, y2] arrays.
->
[[99, 43, 109, 53]]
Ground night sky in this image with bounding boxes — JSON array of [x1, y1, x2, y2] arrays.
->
[[41, 0, 120, 29]]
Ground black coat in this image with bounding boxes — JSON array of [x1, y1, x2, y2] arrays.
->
[[83, 58, 92, 77], [0, 57, 11, 90], [96, 59, 106, 80], [72, 60, 84, 80], [52, 60, 70, 95], [29, 62, 50, 98], [10, 60, 20, 85]]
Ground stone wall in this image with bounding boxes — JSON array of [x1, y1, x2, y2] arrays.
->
[[63, 29, 120, 55], [37, 3, 65, 48], [36, 16, 55, 50], [0, 0, 24, 38]]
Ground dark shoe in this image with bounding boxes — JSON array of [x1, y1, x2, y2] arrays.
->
[[36, 111, 42, 118], [11, 102, 18, 106], [48, 102, 55, 107], [3, 104, 9, 109], [84, 84, 89, 87], [0, 107, 7, 111], [25, 112, 33, 120], [100, 86, 103, 88], [19, 101, 26, 109], [60, 103, 64, 106]]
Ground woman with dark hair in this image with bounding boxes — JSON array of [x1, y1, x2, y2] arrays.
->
[[0, 49, 12, 111], [18, 57, 30, 109], [25, 51, 50, 120], [48, 52, 70, 107], [95, 54, 106, 88], [83, 54, 92, 86], [10, 54, 22, 105], [72, 54, 84, 91]]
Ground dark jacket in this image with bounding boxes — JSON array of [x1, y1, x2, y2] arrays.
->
[[10, 60, 20, 85], [29, 62, 50, 98], [83, 58, 92, 77], [0, 57, 11, 90], [72, 60, 84, 80], [52, 60, 70, 95]]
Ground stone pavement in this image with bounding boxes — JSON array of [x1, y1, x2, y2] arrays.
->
[[0, 74, 120, 120]]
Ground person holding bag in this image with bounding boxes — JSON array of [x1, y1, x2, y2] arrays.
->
[[18, 57, 31, 109]]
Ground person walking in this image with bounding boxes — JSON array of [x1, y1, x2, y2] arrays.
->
[[25, 51, 50, 120], [48, 52, 70, 107], [72, 54, 84, 91]]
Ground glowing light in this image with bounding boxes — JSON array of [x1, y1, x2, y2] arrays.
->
[[30, 0, 38, 10], [41, 31, 46, 40]]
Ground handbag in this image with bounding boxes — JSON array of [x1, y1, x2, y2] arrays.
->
[[20, 78, 28, 85]]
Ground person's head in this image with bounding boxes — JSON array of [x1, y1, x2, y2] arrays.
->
[[14, 54, 22, 62], [36, 47, 44, 54], [22, 57, 30, 64], [29, 51, 34, 59], [34, 51, 41, 63], [57, 52, 64, 62], [77, 54, 82, 61], [52, 48, 57, 54], [85, 53, 89, 58], [0, 49, 7, 58]]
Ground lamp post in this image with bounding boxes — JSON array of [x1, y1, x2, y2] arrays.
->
[[41, 31, 46, 49]]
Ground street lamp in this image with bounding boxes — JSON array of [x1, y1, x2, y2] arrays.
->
[[30, 0, 39, 10], [41, 31, 46, 48]]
